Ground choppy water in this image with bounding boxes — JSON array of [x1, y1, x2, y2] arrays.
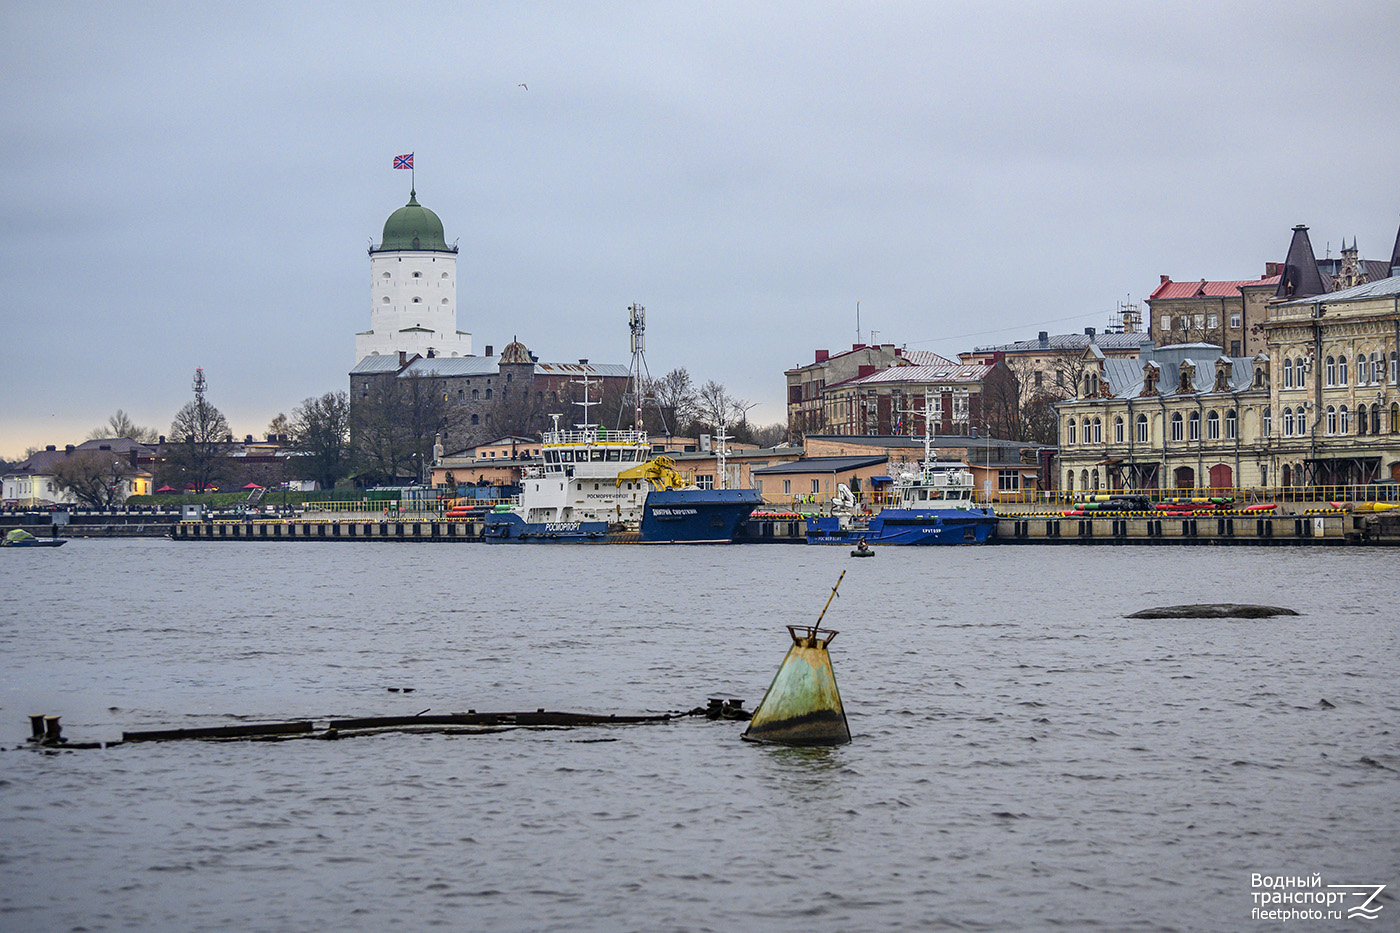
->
[[1, 540, 1396, 932]]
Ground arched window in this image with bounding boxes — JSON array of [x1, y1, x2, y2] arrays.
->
[[471, 389, 478, 400], [1372, 353, 1384, 384], [411, 297, 422, 304], [381, 296, 390, 303], [1066, 418, 1077, 445], [1206, 410, 1220, 440], [1225, 409, 1237, 439], [471, 413, 479, 425], [412, 271, 422, 278], [485, 388, 492, 400], [1136, 414, 1148, 443], [1391, 351, 1398, 385], [1325, 356, 1336, 386], [1092, 417, 1102, 443], [1091, 471, 1100, 491], [1188, 411, 1200, 441], [1283, 359, 1294, 388], [1065, 471, 1074, 493], [1113, 416, 1124, 444], [1080, 470, 1089, 490], [1170, 412, 1183, 441], [1283, 407, 1293, 436], [1357, 356, 1368, 385], [1371, 403, 1381, 435], [381, 272, 391, 278], [1337, 356, 1348, 386], [441, 272, 449, 279], [1326, 405, 1337, 435], [1339, 405, 1349, 434], [1392, 402, 1399, 434], [441, 298, 448, 304], [1358, 405, 1368, 435], [1262, 407, 1271, 436]]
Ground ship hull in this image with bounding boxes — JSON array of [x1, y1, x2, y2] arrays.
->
[[483, 513, 613, 543], [806, 508, 997, 546], [640, 488, 763, 543]]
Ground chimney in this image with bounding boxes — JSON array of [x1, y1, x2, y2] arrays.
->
[[1038, 331, 1049, 346], [815, 349, 830, 363], [158, 435, 166, 445], [1085, 327, 1096, 339], [398, 350, 407, 367], [245, 434, 254, 444], [485, 345, 493, 357], [129, 449, 139, 466], [579, 359, 588, 365], [1160, 275, 1170, 284]]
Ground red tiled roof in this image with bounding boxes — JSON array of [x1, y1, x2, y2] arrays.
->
[[1150, 275, 1281, 300]]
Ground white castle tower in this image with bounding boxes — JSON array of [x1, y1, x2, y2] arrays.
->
[[355, 189, 473, 360]]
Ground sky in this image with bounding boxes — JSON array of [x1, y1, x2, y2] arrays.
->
[[3, 1, 1398, 458]]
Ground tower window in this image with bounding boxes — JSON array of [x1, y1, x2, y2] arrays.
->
[[412, 271, 422, 278], [381, 297, 390, 304], [412, 297, 422, 304]]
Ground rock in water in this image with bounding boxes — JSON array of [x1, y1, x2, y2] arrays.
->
[[1126, 604, 1300, 619]]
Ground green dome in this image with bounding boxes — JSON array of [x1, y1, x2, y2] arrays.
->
[[375, 190, 451, 252]]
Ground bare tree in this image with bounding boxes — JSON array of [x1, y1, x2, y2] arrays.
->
[[289, 392, 351, 490], [351, 378, 411, 484], [52, 450, 136, 508], [87, 410, 159, 444], [647, 368, 699, 434], [164, 369, 230, 493]]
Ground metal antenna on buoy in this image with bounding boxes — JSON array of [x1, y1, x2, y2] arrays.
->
[[812, 570, 845, 635]]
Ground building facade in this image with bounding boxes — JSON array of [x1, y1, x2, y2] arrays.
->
[[784, 344, 951, 436], [819, 361, 1009, 437], [1147, 272, 1279, 357], [1055, 344, 1271, 493], [1263, 274, 1400, 486], [355, 189, 472, 361]]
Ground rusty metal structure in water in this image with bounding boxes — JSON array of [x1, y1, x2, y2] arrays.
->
[[742, 571, 851, 746]]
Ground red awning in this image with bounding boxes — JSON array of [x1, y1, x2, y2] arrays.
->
[[156, 485, 176, 493], [242, 483, 264, 490]]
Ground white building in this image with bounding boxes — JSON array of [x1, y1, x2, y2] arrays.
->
[[355, 189, 473, 361]]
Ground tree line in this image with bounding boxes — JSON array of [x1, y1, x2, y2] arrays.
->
[[19, 367, 785, 507]]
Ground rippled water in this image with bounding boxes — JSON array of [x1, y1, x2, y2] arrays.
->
[[1, 540, 1396, 932]]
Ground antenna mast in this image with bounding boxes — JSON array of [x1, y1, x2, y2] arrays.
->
[[572, 363, 597, 431], [628, 303, 646, 432]]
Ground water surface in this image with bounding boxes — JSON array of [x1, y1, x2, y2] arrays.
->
[[2, 540, 1396, 931]]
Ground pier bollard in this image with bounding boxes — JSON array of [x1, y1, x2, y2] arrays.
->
[[43, 715, 63, 744], [743, 572, 851, 746], [29, 714, 44, 740]]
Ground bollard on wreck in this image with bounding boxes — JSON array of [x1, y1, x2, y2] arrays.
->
[[742, 571, 851, 746]]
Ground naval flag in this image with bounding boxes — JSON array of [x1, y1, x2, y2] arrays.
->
[[393, 153, 414, 170]]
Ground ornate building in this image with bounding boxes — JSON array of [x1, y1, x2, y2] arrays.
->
[[1055, 344, 1270, 493], [1263, 272, 1400, 487]]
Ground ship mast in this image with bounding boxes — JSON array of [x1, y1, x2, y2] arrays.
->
[[572, 362, 597, 433]]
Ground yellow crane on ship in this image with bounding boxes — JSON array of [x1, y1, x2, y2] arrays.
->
[[614, 456, 688, 491]]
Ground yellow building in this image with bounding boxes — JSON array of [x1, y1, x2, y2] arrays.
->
[[1263, 274, 1400, 487]]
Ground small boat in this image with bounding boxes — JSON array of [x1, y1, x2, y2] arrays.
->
[[2, 529, 65, 548], [850, 540, 875, 557]]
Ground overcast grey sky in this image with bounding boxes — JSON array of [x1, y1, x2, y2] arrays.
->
[[3, 1, 1398, 457]]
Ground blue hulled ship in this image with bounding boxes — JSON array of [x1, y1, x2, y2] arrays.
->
[[805, 431, 996, 546]]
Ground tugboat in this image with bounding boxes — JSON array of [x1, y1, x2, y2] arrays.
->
[[805, 400, 997, 546]]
